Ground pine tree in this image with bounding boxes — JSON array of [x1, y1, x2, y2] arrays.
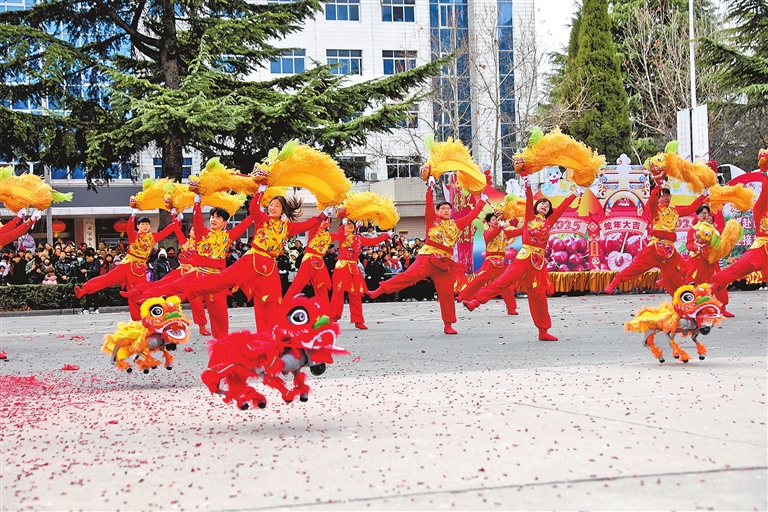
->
[[569, 0, 632, 162], [699, 0, 768, 109], [0, 0, 444, 185]]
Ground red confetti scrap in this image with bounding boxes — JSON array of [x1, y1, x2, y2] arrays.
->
[[0, 351, 7, 360], [107, 420, 118, 424], [183, 346, 194, 352], [352, 356, 361, 363], [61, 364, 80, 371]]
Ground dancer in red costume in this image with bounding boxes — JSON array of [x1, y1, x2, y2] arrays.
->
[[604, 185, 707, 296], [75, 210, 178, 320], [286, 215, 336, 307], [368, 177, 486, 334], [0, 209, 40, 247], [462, 176, 578, 340], [127, 197, 254, 337], [180, 189, 329, 332], [456, 212, 522, 315], [330, 219, 390, 329], [709, 151, 768, 292], [682, 205, 734, 317]]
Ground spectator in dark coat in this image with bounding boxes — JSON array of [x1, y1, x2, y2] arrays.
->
[[78, 251, 102, 314], [166, 247, 180, 270], [153, 248, 171, 282]]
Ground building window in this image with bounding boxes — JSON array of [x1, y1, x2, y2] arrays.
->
[[153, 157, 193, 179], [327, 49, 362, 75], [382, 0, 415, 22], [270, 49, 306, 74], [337, 155, 368, 181], [386, 156, 421, 179], [383, 50, 417, 75], [396, 105, 419, 129], [326, 0, 360, 21]]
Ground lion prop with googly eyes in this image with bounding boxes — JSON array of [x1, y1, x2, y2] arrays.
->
[[102, 296, 191, 373], [201, 295, 347, 410], [624, 284, 724, 363]]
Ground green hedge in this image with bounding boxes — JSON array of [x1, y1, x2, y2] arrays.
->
[[0, 284, 127, 311]]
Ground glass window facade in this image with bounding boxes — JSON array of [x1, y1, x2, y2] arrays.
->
[[153, 157, 193, 179], [270, 49, 306, 74], [497, 0, 516, 183], [382, 0, 415, 22], [327, 49, 362, 75], [326, 0, 360, 21], [386, 156, 421, 178], [383, 50, 417, 75], [429, 0, 472, 147]]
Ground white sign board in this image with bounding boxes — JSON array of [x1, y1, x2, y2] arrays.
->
[[692, 104, 709, 162], [676, 109, 692, 161]]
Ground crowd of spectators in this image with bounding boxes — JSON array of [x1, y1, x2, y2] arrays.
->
[[0, 226, 431, 303]]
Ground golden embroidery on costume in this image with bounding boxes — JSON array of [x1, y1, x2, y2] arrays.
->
[[122, 233, 154, 264], [652, 207, 678, 232], [308, 230, 332, 254], [420, 220, 460, 257], [198, 230, 230, 260], [526, 215, 549, 246], [251, 219, 288, 257]]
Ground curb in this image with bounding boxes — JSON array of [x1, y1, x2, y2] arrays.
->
[[1, 306, 132, 318]]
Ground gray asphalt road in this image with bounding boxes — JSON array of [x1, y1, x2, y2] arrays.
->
[[1, 290, 766, 510]]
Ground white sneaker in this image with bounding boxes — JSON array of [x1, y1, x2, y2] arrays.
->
[[79, 309, 89, 315], [92, 309, 100, 314]]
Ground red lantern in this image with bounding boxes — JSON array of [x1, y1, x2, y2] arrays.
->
[[113, 219, 128, 236], [51, 220, 66, 237]]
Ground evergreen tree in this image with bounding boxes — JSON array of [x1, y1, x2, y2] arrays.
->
[[0, 0, 444, 185], [699, 0, 768, 168], [699, 0, 768, 110], [569, 0, 632, 162]]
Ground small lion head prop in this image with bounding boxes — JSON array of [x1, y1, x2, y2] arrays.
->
[[672, 284, 723, 330], [140, 296, 192, 345]]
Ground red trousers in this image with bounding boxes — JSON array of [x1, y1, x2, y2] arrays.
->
[[710, 246, 767, 290], [474, 257, 552, 330], [330, 264, 367, 324], [185, 253, 280, 333], [79, 263, 145, 320], [287, 258, 331, 308], [614, 243, 685, 296], [684, 256, 729, 306], [143, 269, 229, 338], [457, 259, 517, 312], [377, 255, 458, 325]]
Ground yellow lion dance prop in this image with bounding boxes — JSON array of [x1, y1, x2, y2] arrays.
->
[[624, 284, 723, 363], [102, 297, 191, 373]]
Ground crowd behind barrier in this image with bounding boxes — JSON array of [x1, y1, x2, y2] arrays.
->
[[2, 227, 760, 312], [0, 227, 436, 312]]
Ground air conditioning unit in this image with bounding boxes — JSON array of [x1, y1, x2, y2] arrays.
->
[[141, 173, 151, 180]]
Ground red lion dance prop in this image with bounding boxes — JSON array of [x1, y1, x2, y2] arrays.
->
[[201, 295, 348, 410]]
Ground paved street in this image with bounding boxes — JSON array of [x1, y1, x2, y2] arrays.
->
[[1, 290, 766, 510]]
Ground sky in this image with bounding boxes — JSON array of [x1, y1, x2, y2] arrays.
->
[[535, 0, 580, 58]]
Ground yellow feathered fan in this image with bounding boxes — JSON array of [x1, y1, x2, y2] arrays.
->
[[515, 128, 604, 187], [260, 141, 352, 209], [707, 220, 743, 264], [0, 166, 73, 212], [132, 178, 245, 216], [646, 142, 717, 193], [339, 192, 399, 230], [188, 158, 262, 197], [422, 135, 486, 194], [709, 184, 756, 213], [498, 194, 526, 221]]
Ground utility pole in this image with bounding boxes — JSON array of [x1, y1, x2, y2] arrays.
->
[[689, 0, 697, 108]]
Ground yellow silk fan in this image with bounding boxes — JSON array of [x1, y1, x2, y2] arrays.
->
[[709, 184, 756, 213], [260, 141, 352, 209], [0, 166, 73, 212], [422, 135, 486, 194], [516, 128, 604, 187], [339, 192, 399, 230]]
